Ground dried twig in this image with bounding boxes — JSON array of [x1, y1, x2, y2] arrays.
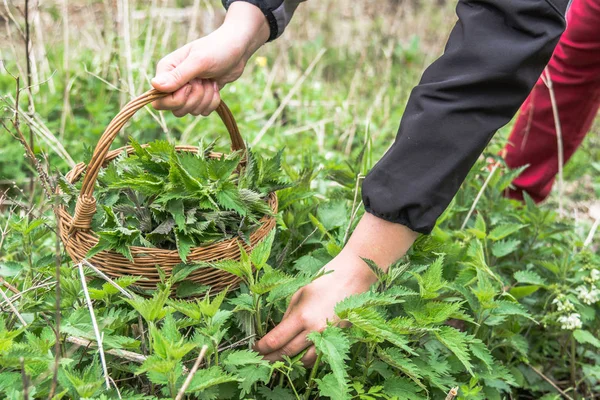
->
[[66, 336, 148, 364], [527, 363, 574, 400], [175, 345, 209, 400], [0, 277, 19, 294], [444, 387, 458, 400], [78, 262, 110, 389], [0, 287, 28, 326], [81, 259, 134, 299], [49, 196, 63, 400], [461, 163, 499, 230], [251, 49, 326, 146], [540, 68, 564, 215]]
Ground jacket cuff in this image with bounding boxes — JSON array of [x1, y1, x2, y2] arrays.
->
[[222, 0, 279, 42]]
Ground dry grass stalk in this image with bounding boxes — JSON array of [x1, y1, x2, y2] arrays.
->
[[78, 261, 111, 389], [251, 48, 326, 146], [540, 68, 564, 215], [527, 363, 574, 400], [81, 259, 134, 299], [175, 345, 209, 400], [461, 163, 499, 230], [0, 286, 28, 326]]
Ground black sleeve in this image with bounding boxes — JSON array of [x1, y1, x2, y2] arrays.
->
[[221, 0, 306, 41], [362, 0, 570, 234]]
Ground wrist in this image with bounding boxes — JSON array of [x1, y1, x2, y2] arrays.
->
[[221, 2, 270, 60], [344, 213, 419, 272]]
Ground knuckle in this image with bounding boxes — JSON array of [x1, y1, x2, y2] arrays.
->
[[264, 335, 280, 351]]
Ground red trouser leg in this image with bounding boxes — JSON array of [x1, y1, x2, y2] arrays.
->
[[504, 0, 600, 202]]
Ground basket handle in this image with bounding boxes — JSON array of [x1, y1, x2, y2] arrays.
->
[[70, 88, 244, 232]]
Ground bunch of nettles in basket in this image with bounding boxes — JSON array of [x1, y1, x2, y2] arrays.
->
[[60, 138, 289, 262]]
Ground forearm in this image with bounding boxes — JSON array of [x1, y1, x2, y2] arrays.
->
[[220, 2, 270, 60]]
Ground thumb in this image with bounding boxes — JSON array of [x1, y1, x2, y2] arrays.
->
[[151, 56, 203, 93]]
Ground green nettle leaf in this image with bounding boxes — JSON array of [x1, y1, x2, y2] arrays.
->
[[513, 270, 546, 286], [405, 300, 464, 325], [434, 326, 473, 375], [345, 308, 416, 355], [383, 376, 427, 400], [126, 286, 171, 323], [377, 347, 427, 393], [175, 230, 195, 262], [487, 223, 527, 241], [308, 327, 351, 400], [250, 230, 275, 269], [210, 259, 253, 284], [469, 338, 494, 372], [491, 239, 521, 258], [573, 329, 600, 349], [249, 269, 293, 295], [335, 290, 405, 319], [184, 366, 239, 394], [412, 255, 447, 299]]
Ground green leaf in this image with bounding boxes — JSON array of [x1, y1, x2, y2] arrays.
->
[[377, 348, 427, 393], [573, 329, 600, 348], [509, 285, 540, 299], [249, 269, 293, 295], [488, 224, 527, 241], [184, 366, 239, 393], [308, 327, 351, 400], [383, 376, 427, 400], [175, 230, 195, 262], [434, 326, 473, 375], [250, 230, 275, 269], [469, 338, 494, 372], [411, 255, 446, 299], [346, 308, 415, 355], [513, 270, 546, 286], [491, 239, 521, 258], [335, 291, 404, 319]]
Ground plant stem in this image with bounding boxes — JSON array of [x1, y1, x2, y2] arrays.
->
[[571, 334, 577, 397], [285, 373, 301, 400], [304, 353, 322, 400]]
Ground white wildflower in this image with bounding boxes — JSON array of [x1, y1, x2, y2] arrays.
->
[[576, 285, 600, 305], [557, 313, 582, 330], [590, 269, 600, 282], [552, 297, 575, 312]]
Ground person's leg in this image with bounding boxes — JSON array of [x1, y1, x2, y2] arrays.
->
[[504, 0, 600, 202]]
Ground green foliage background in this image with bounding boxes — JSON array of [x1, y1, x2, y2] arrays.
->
[[0, 1, 599, 399]]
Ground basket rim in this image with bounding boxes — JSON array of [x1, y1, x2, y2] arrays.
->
[[56, 144, 278, 256]]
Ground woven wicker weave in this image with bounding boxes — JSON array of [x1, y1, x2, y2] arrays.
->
[[55, 89, 278, 293]]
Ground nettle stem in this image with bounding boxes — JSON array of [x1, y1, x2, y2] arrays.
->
[[304, 353, 322, 400]]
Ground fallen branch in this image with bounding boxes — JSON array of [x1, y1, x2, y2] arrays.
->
[[175, 345, 209, 400], [65, 336, 148, 364]]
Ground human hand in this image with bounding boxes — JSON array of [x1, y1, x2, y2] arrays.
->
[[255, 213, 419, 366], [254, 249, 377, 366], [151, 2, 270, 117]]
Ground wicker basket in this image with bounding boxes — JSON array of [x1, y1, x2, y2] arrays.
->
[[56, 89, 278, 293]]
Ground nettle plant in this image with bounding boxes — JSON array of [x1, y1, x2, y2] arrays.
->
[[59, 138, 288, 262]]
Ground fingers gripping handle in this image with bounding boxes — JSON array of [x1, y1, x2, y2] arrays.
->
[[70, 88, 244, 232]]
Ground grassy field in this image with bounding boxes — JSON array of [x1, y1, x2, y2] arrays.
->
[[1, 1, 599, 399]]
